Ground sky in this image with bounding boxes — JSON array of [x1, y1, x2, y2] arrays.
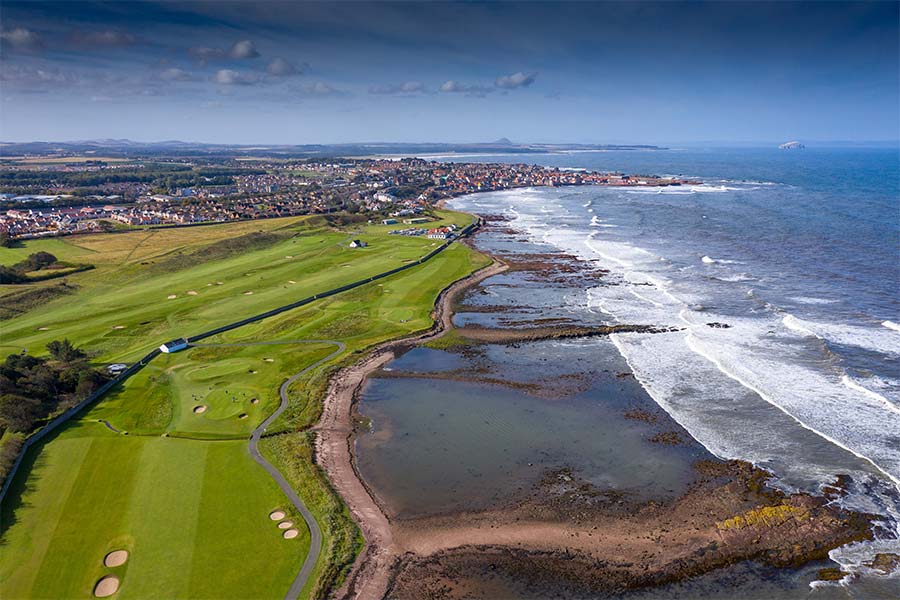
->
[[0, 1, 897, 145]]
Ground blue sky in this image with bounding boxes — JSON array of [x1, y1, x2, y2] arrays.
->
[[0, 1, 897, 144]]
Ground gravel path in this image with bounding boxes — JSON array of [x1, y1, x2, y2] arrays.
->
[[246, 340, 347, 600]]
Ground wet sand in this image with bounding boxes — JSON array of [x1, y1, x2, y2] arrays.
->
[[315, 230, 879, 599]]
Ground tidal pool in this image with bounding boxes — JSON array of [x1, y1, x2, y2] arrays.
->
[[355, 339, 710, 519]]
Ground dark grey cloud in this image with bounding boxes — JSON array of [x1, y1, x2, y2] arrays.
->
[[369, 81, 425, 95], [0, 27, 44, 53], [266, 57, 301, 76], [495, 71, 536, 89]]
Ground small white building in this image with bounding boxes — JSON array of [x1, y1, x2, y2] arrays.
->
[[160, 338, 188, 353], [349, 239, 368, 248]]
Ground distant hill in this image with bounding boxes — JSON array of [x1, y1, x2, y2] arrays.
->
[[0, 139, 667, 159]]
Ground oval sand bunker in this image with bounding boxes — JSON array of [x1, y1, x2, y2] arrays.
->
[[283, 529, 300, 539], [238, 413, 248, 419], [269, 510, 286, 520], [193, 405, 207, 414], [94, 575, 120, 598], [104, 549, 129, 567], [278, 520, 294, 529]]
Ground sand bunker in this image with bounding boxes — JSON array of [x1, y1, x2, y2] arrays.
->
[[187, 291, 198, 296], [264, 358, 274, 362], [250, 398, 259, 405], [104, 550, 129, 568], [112, 325, 125, 330], [193, 405, 207, 414], [238, 413, 248, 419], [93, 575, 120, 598], [243, 291, 253, 295], [167, 294, 177, 300], [287, 280, 296, 284], [269, 510, 286, 521], [37, 327, 49, 331], [278, 521, 294, 529], [283, 529, 300, 539], [216, 281, 224, 285], [285, 255, 294, 258]]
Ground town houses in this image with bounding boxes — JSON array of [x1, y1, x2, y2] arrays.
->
[[1, 157, 699, 240]]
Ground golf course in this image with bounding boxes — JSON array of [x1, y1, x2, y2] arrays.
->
[[0, 211, 490, 598]]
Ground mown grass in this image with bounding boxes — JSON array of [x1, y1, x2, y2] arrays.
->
[[0, 211, 472, 362], [0, 432, 306, 600], [0, 209, 489, 599]]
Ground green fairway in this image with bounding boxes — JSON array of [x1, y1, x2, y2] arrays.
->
[[0, 210, 489, 598], [0, 211, 472, 363], [1, 431, 306, 600]]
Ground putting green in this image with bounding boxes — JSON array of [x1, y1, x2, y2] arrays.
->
[[0, 210, 490, 598]]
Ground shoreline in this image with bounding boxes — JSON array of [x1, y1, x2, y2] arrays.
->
[[313, 220, 884, 598], [313, 253, 508, 599]]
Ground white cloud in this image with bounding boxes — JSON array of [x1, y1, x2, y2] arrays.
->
[[369, 81, 425, 95], [495, 71, 536, 89], [440, 80, 493, 97], [228, 39, 259, 59], [189, 40, 259, 64], [159, 67, 194, 82], [213, 69, 259, 85], [298, 81, 344, 96]]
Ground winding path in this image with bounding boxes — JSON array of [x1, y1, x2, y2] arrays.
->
[[0, 218, 482, 598], [247, 340, 346, 600]]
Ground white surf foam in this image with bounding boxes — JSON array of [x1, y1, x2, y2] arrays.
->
[[784, 314, 900, 356]]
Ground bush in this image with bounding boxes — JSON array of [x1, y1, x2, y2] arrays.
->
[[0, 266, 27, 284]]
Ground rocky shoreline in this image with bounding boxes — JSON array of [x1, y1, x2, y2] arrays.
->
[[314, 223, 883, 599]]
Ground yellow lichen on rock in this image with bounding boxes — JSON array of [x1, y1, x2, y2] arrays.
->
[[717, 504, 810, 531]]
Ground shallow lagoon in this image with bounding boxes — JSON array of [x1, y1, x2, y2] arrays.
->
[[356, 339, 709, 519]]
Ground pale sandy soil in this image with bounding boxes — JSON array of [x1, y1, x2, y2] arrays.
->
[[103, 550, 129, 568]]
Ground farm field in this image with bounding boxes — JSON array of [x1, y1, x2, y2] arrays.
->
[[0, 211, 489, 598]]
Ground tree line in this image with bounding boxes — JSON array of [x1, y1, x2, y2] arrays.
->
[[0, 340, 108, 435]]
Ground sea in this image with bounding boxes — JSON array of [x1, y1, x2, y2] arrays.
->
[[441, 146, 900, 592]]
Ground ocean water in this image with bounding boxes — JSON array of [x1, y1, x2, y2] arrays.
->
[[447, 147, 900, 584]]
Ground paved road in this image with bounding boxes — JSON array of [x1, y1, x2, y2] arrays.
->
[[243, 340, 346, 600]]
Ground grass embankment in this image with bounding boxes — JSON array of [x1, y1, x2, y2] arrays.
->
[[0, 209, 489, 598]]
